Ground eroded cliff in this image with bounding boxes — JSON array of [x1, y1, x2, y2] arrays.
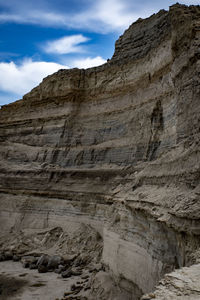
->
[[0, 4, 200, 300]]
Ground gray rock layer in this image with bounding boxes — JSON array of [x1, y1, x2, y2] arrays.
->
[[0, 4, 200, 299]]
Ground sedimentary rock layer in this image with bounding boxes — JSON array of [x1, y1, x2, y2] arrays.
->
[[0, 4, 200, 299]]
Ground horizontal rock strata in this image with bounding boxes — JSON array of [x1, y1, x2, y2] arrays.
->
[[0, 3, 200, 299]]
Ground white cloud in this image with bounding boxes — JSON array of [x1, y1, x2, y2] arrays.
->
[[71, 56, 106, 69], [0, 0, 199, 33], [0, 56, 106, 103], [0, 59, 68, 95], [0, 0, 153, 33], [76, 0, 142, 32], [0, 11, 67, 26], [180, 0, 200, 3], [43, 35, 89, 54]]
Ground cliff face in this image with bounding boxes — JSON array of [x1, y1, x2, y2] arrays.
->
[[0, 4, 200, 299]]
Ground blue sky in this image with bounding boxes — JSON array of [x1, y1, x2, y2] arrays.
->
[[0, 0, 199, 105]]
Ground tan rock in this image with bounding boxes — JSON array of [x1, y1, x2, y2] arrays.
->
[[0, 4, 200, 300]]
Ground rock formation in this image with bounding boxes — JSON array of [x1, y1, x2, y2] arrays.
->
[[0, 3, 200, 299]]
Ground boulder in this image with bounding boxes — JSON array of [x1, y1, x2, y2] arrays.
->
[[61, 269, 73, 278], [38, 264, 48, 273], [47, 255, 63, 270], [21, 256, 37, 268], [4, 251, 13, 260], [37, 254, 49, 267], [13, 255, 20, 262]]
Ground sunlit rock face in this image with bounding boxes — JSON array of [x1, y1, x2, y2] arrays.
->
[[0, 4, 200, 299]]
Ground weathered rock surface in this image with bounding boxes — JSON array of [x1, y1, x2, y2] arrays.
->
[[0, 3, 200, 300], [142, 264, 200, 300]]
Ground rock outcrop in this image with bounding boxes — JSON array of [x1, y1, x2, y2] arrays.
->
[[0, 4, 200, 299]]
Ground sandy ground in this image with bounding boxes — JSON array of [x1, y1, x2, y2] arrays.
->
[[0, 261, 80, 300]]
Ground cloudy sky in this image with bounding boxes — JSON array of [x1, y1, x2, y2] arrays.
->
[[0, 0, 199, 105]]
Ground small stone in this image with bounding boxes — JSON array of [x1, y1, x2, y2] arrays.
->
[[29, 263, 37, 269], [47, 255, 63, 270], [0, 254, 6, 261], [64, 292, 73, 296], [21, 256, 37, 268], [71, 284, 76, 291], [37, 254, 49, 267], [23, 261, 30, 268], [13, 255, 20, 262], [61, 269, 72, 278], [84, 286, 91, 291], [71, 270, 82, 276], [38, 264, 48, 273], [4, 251, 13, 260], [81, 275, 89, 280]]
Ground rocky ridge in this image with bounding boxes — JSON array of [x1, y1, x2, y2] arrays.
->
[[0, 3, 200, 300]]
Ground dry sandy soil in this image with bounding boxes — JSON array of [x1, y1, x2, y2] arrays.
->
[[0, 261, 87, 300]]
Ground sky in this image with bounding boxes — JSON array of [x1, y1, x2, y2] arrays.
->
[[0, 0, 199, 105]]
